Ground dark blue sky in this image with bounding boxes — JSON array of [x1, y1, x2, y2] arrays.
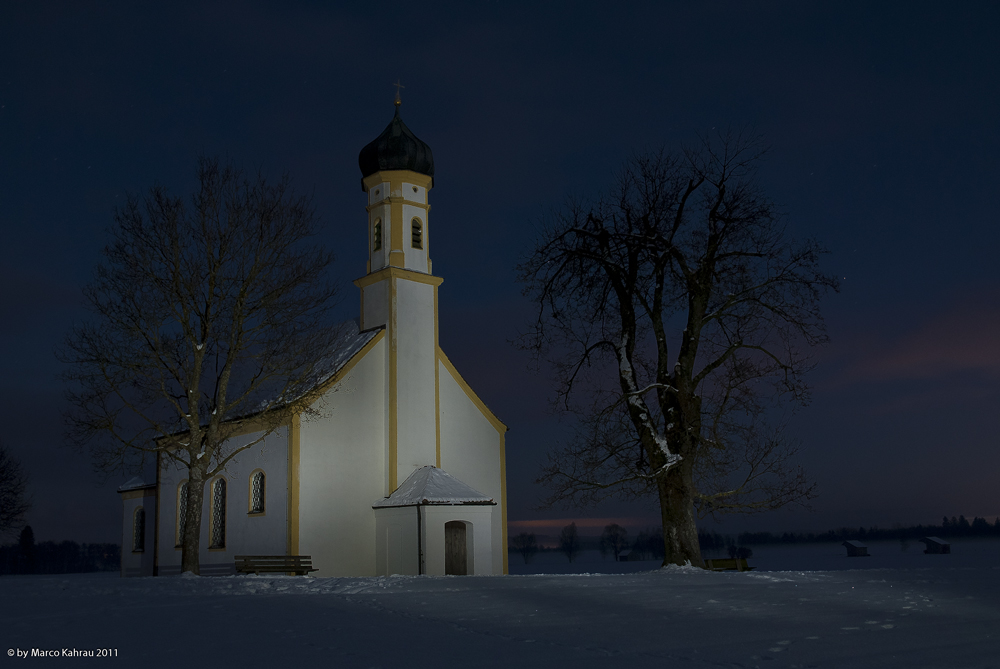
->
[[2, 1, 998, 543]]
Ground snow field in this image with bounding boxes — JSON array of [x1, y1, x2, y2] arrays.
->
[[1, 566, 998, 668]]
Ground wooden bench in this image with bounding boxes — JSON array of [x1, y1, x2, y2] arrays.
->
[[704, 558, 754, 571], [234, 555, 318, 576]]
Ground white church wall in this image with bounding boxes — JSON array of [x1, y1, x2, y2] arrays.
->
[[373, 506, 419, 576], [421, 505, 494, 576], [437, 359, 506, 575], [298, 336, 386, 577], [368, 181, 389, 205], [361, 278, 389, 330], [394, 279, 438, 484], [120, 491, 155, 577], [156, 427, 289, 576], [401, 181, 426, 203]]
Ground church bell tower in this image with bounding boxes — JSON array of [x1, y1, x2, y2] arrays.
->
[[354, 98, 442, 494]]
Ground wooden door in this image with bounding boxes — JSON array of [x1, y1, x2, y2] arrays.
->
[[445, 521, 467, 575]]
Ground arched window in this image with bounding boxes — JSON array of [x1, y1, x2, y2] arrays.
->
[[210, 478, 226, 549], [411, 218, 423, 249], [132, 507, 145, 552], [373, 219, 382, 251], [176, 481, 188, 547], [249, 471, 265, 514]]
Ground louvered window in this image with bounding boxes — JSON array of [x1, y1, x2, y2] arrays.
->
[[176, 482, 188, 546], [373, 219, 382, 251], [132, 508, 145, 552], [411, 218, 423, 249], [210, 478, 226, 549], [250, 471, 265, 514]]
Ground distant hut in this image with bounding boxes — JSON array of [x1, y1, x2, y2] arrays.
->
[[842, 540, 869, 557], [920, 537, 951, 554]]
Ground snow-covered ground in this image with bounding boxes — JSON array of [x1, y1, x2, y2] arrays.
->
[[3, 559, 998, 668]]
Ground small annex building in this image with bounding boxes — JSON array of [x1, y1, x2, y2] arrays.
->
[[118, 102, 508, 578]]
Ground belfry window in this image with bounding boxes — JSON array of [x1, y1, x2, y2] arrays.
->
[[176, 481, 188, 546], [132, 507, 145, 552], [210, 478, 226, 549], [249, 471, 265, 514], [373, 219, 382, 251], [411, 218, 423, 249]]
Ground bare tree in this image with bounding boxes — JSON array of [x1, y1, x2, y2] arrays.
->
[[61, 158, 340, 574], [558, 522, 581, 563], [599, 523, 629, 561], [0, 443, 30, 537], [510, 532, 539, 564], [518, 131, 837, 567]]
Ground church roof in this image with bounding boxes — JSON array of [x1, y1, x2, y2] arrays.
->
[[246, 319, 381, 414], [358, 104, 434, 185], [302, 320, 382, 393], [118, 476, 155, 492], [372, 466, 495, 508]]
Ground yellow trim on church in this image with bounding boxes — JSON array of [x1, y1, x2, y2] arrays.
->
[[310, 329, 386, 398], [436, 349, 508, 434], [366, 198, 430, 214], [362, 170, 433, 194], [434, 284, 441, 468], [354, 266, 444, 289], [388, 277, 398, 492]]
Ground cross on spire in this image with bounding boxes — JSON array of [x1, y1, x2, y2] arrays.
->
[[393, 79, 405, 106]]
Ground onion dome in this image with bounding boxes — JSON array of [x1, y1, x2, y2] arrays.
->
[[358, 103, 434, 186]]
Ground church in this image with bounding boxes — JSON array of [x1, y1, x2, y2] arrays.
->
[[118, 102, 509, 578]]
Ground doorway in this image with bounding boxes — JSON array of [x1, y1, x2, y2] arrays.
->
[[445, 521, 468, 575]]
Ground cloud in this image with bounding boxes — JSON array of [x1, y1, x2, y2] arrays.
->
[[834, 295, 1000, 385]]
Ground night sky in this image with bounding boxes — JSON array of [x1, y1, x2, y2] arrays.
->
[[2, 2, 998, 545]]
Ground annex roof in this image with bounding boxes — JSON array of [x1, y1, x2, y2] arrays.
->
[[117, 476, 155, 492], [372, 466, 495, 508]]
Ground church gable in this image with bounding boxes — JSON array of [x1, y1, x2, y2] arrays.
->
[[437, 350, 506, 434], [297, 320, 385, 405]]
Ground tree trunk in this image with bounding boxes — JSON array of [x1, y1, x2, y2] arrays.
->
[[658, 459, 703, 567], [181, 463, 207, 575]]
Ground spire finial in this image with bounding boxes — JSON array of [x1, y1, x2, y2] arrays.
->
[[393, 79, 405, 106]]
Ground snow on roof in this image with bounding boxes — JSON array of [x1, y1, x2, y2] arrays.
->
[[249, 320, 382, 413], [922, 536, 949, 544], [372, 466, 495, 508], [842, 540, 867, 548], [117, 476, 155, 492], [302, 320, 382, 393]]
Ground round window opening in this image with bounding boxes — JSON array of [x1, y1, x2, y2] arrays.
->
[[374, 189, 380, 196]]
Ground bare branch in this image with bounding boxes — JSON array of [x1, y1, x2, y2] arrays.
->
[[517, 132, 837, 566]]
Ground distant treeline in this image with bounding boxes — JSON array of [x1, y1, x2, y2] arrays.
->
[[0, 526, 120, 575], [700, 515, 1000, 550]]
